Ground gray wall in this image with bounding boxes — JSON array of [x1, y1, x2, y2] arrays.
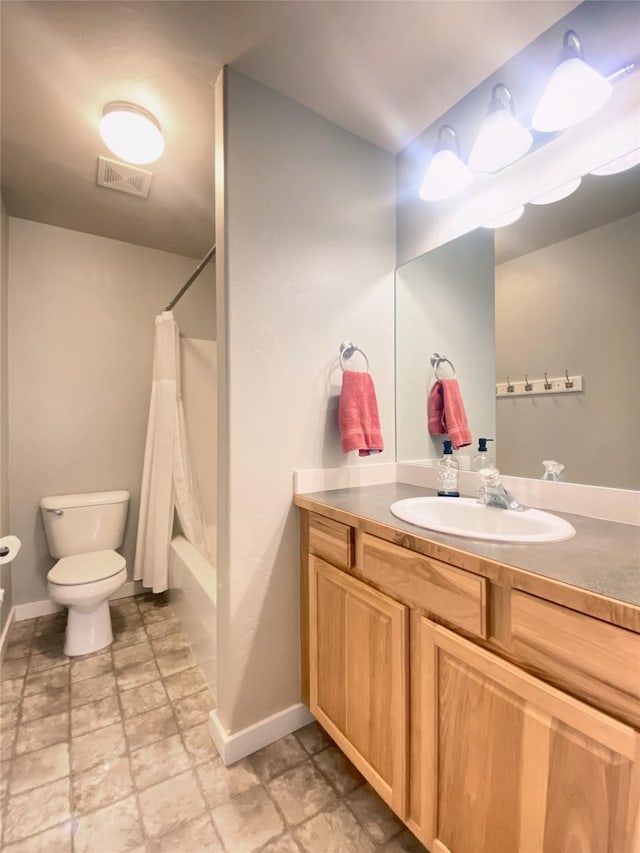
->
[[496, 212, 640, 488], [217, 69, 396, 734], [0, 198, 11, 630], [396, 229, 495, 463], [8, 219, 215, 605]]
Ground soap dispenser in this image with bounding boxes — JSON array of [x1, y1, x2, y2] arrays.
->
[[541, 460, 565, 482], [437, 440, 460, 497], [472, 437, 495, 472]]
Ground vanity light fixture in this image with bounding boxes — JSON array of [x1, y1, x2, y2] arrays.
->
[[529, 177, 582, 205], [99, 102, 165, 165], [590, 147, 640, 176], [468, 83, 533, 173], [482, 205, 525, 228], [532, 30, 612, 132], [419, 125, 473, 201]]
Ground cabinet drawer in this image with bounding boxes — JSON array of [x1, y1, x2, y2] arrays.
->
[[361, 534, 487, 639], [511, 591, 640, 727], [309, 513, 354, 569]]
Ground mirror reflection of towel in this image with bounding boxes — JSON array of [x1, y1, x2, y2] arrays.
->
[[428, 378, 472, 450], [339, 370, 384, 456]]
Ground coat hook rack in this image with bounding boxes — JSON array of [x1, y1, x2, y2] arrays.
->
[[496, 372, 583, 398]]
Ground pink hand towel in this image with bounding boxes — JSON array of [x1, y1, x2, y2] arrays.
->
[[427, 378, 472, 450], [339, 370, 384, 456], [428, 382, 446, 435]]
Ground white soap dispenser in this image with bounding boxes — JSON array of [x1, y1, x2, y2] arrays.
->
[[541, 460, 565, 482]]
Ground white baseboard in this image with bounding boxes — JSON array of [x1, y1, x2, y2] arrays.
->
[[111, 580, 144, 600], [14, 580, 143, 622], [0, 606, 16, 662], [208, 703, 314, 766], [15, 599, 62, 621]]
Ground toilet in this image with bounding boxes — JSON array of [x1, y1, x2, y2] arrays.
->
[[40, 490, 130, 656]]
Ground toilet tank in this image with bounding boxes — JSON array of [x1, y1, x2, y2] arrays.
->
[[40, 490, 130, 559]]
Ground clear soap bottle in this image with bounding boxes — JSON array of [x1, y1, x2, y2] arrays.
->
[[472, 437, 495, 472], [437, 440, 460, 497]]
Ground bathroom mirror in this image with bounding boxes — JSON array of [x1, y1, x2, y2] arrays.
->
[[395, 159, 640, 490]]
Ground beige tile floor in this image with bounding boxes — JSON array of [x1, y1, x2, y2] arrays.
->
[[0, 594, 427, 853]]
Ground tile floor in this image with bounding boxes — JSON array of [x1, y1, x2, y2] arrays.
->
[[1, 594, 427, 853]]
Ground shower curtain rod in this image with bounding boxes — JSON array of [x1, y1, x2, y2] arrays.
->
[[164, 244, 216, 311]]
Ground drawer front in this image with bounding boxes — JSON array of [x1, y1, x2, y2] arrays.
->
[[511, 590, 640, 726], [309, 513, 354, 569], [361, 534, 487, 639]]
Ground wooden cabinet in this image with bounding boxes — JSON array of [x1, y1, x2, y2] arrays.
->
[[297, 505, 640, 853], [419, 618, 640, 853], [308, 554, 409, 816]]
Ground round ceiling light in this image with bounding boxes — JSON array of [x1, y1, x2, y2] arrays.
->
[[99, 102, 165, 165]]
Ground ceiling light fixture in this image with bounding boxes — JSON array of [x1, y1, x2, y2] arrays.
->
[[99, 102, 165, 165], [482, 206, 525, 228], [590, 147, 640, 176], [419, 125, 473, 201], [532, 30, 612, 133], [469, 83, 533, 173], [530, 177, 582, 205]]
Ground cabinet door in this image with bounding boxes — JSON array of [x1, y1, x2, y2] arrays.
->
[[420, 618, 640, 853], [309, 555, 408, 817]]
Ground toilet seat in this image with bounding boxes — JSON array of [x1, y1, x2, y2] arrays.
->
[[48, 550, 126, 586]]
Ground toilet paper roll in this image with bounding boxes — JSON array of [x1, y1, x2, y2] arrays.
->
[[0, 535, 21, 565]]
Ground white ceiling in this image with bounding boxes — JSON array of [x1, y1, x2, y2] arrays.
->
[[1, 1, 578, 258]]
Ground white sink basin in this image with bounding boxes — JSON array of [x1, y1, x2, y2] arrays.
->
[[389, 497, 576, 544]]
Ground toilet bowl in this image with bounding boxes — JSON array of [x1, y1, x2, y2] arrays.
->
[[40, 490, 130, 657], [47, 551, 127, 656]]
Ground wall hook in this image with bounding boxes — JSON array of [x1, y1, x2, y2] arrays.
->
[[524, 374, 532, 391], [506, 377, 514, 393], [544, 372, 552, 390], [565, 370, 574, 389]]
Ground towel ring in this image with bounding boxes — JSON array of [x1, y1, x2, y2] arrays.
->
[[340, 341, 369, 372], [430, 352, 456, 380]]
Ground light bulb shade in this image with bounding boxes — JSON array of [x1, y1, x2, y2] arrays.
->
[[532, 56, 612, 132], [590, 148, 640, 176], [530, 177, 581, 205], [419, 149, 473, 201], [99, 102, 165, 165], [482, 206, 525, 228], [469, 109, 533, 173]]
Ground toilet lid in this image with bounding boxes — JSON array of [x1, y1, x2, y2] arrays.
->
[[48, 550, 126, 586]]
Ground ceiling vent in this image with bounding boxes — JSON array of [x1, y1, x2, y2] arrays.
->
[[96, 156, 152, 198]]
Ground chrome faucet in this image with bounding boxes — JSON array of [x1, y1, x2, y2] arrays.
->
[[476, 467, 526, 512]]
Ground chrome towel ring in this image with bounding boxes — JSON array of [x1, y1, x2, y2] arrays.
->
[[340, 341, 369, 372], [430, 352, 456, 380]]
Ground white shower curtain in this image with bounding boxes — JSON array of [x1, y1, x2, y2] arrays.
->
[[134, 311, 207, 593]]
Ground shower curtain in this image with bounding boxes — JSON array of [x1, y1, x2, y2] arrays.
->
[[134, 311, 207, 593]]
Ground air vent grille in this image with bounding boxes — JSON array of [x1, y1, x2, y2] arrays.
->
[[96, 156, 152, 198]]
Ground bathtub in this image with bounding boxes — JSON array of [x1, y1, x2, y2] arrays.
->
[[169, 532, 216, 701]]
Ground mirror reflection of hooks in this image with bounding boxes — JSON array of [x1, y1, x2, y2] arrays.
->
[[565, 370, 574, 389], [506, 377, 514, 393], [544, 372, 552, 390], [524, 374, 533, 392]]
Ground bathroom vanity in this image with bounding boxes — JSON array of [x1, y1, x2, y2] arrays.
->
[[294, 483, 640, 853]]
